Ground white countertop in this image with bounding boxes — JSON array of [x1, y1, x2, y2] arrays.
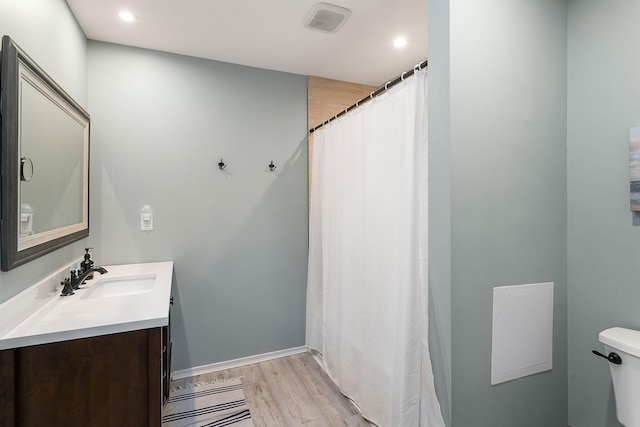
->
[[0, 261, 173, 350]]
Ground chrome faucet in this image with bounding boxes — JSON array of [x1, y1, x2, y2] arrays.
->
[[60, 266, 108, 296]]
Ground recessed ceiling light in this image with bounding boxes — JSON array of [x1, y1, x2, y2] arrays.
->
[[118, 10, 137, 22], [393, 36, 408, 48]]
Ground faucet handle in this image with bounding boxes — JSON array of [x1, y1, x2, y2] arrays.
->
[[60, 278, 74, 296], [70, 270, 81, 290]]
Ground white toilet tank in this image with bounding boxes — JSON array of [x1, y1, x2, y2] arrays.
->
[[599, 327, 640, 427]]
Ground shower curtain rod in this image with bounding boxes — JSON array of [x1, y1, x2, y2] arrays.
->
[[309, 59, 428, 134]]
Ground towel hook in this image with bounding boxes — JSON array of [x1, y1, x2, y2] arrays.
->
[[268, 161, 276, 172], [218, 158, 227, 171]]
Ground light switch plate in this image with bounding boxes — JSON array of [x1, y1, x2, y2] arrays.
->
[[141, 214, 153, 231], [140, 205, 153, 231]]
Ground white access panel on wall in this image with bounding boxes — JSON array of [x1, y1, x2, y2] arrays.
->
[[491, 282, 554, 385]]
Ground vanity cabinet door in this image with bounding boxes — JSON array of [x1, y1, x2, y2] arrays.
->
[[0, 328, 164, 427], [0, 350, 16, 427]]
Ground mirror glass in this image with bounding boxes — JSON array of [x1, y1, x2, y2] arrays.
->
[[1, 36, 89, 271]]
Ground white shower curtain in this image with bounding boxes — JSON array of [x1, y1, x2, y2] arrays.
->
[[306, 69, 443, 427]]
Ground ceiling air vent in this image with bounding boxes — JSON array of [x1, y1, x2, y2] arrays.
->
[[303, 2, 352, 34]]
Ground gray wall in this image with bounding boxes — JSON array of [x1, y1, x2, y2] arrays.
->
[[0, 0, 88, 303], [448, 1, 568, 425], [567, 1, 640, 426], [87, 42, 309, 370], [427, 0, 452, 425]]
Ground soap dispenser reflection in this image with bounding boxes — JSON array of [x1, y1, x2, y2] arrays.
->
[[20, 203, 33, 237], [81, 247, 94, 280]]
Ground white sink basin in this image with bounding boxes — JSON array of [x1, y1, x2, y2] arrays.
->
[[81, 275, 157, 299]]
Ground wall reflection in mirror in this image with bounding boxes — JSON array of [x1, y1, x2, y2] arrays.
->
[[1, 35, 89, 271]]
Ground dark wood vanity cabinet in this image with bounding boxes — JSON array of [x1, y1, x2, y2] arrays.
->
[[0, 315, 172, 426], [162, 296, 173, 405]]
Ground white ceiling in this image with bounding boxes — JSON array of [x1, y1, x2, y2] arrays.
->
[[66, 0, 428, 87]]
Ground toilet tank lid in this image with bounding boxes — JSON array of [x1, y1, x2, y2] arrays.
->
[[599, 327, 640, 357]]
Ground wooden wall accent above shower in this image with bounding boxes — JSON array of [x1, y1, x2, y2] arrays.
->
[[307, 76, 378, 195], [308, 76, 378, 130]]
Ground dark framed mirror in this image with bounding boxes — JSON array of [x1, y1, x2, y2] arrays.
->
[[0, 36, 89, 271]]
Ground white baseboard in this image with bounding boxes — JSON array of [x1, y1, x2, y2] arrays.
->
[[307, 346, 324, 367], [172, 346, 308, 380]]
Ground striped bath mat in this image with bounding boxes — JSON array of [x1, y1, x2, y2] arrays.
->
[[162, 378, 254, 426]]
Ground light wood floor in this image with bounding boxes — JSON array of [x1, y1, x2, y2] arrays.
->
[[170, 351, 372, 427]]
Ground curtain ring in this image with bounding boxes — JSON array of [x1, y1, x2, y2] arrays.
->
[[356, 99, 360, 108], [369, 92, 375, 101], [401, 71, 407, 82], [384, 81, 391, 91]]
